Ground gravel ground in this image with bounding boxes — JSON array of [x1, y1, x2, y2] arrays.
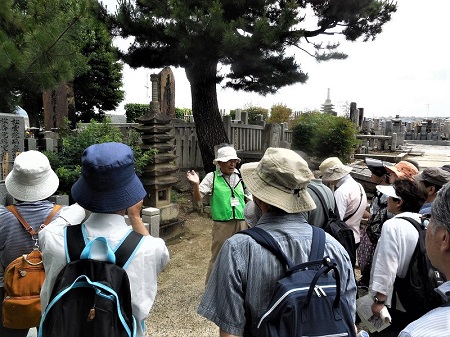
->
[[145, 204, 218, 336]]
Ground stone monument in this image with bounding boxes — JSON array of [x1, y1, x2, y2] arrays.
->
[[134, 68, 183, 238]]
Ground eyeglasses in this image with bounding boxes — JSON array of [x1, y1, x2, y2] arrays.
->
[[421, 213, 431, 228]]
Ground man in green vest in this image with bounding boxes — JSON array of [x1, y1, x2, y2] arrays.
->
[[187, 145, 248, 283]]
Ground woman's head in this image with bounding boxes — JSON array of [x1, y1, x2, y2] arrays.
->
[[393, 178, 427, 213]]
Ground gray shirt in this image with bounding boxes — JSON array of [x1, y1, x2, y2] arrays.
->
[[197, 212, 357, 336]]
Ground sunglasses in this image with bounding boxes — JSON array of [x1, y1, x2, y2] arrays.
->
[[421, 213, 431, 228]]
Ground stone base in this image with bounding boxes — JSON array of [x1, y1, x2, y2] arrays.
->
[[159, 203, 179, 222], [159, 218, 186, 241]]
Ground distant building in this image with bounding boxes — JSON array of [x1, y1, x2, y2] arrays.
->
[[321, 88, 336, 115]]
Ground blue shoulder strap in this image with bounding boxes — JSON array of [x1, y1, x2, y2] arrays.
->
[[240, 225, 325, 269]]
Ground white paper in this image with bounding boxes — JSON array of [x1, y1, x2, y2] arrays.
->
[[356, 294, 391, 333]]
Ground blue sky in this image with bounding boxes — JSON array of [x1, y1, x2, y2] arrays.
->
[[103, 0, 450, 118]]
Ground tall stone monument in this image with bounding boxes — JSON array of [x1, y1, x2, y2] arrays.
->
[[43, 83, 68, 131], [134, 68, 182, 238]]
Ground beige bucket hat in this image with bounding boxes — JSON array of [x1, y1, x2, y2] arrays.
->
[[213, 146, 241, 165], [239, 147, 316, 213], [319, 157, 353, 182]]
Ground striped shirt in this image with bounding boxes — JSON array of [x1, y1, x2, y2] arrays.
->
[[398, 281, 450, 337]]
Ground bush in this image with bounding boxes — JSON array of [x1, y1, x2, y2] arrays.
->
[[229, 105, 269, 124], [124, 103, 149, 122], [268, 103, 292, 124], [45, 119, 156, 197], [291, 112, 359, 163]]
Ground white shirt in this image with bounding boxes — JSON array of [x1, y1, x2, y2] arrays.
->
[[334, 174, 368, 243], [39, 207, 170, 337], [369, 212, 421, 307]]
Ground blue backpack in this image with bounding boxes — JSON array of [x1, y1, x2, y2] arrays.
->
[[38, 224, 143, 337], [240, 226, 356, 337]]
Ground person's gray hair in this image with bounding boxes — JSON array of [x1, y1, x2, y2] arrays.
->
[[431, 182, 450, 233]]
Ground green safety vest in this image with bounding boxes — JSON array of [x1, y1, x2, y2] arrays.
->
[[211, 170, 245, 221]]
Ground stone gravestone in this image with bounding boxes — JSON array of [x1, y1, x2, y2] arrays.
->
[[0, 114, 25, 204], [159, 67, 175, 118], [43, 83, 68, 131], [349, 102, 359, 127]]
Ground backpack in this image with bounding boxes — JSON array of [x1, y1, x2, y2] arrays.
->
[[38, 224, 144, 337], [365, 193, 389, 245], [2, 204, 62, 329], [394, 217, 446, 320], [240, 226, 356, 337], [308, 184, 357, 267]]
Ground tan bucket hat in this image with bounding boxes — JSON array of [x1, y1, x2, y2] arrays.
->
[[239, 147, 316, 213], [319, 157, 353, 182]]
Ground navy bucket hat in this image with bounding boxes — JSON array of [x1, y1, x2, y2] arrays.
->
[[71, 142, 146, 213]]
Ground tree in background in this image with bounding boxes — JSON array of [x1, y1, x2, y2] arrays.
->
[[45, 118, 155, 197], [0, 0, 90, 115], [269, 103, 292, 124], [292, 112, 359, 162], [74, 1, 124, 123], [125, 103, 191, 122], [230, 105, 269, 124], [112, 0, 396, 172]]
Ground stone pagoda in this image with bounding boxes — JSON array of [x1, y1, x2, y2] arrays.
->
[[134, 68, 182, 237]]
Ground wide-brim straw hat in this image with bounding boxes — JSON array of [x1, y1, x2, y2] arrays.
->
[[213, 146, 241, 165], [319, 157, 353, 182], [5, 150, 59, 202], [71, 142, 146, 213], [240, 147, 316, 213]]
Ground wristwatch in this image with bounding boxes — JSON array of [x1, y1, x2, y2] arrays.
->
[[373, 296, 385, 304]]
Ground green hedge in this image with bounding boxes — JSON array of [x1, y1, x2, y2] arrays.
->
[[291, 112, 359, 163]]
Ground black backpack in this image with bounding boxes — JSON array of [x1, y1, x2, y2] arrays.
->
[[394, 217, 446, 320], [240, 226, 356, 337], [308, 184, 357, 267], [38, 225, 144, 337]]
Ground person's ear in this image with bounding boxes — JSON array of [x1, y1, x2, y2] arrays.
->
[[396, 199, 404, 210], [440, 228, 450, 253]]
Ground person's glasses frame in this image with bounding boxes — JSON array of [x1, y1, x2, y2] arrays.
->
[[421, 213, 431, 228]]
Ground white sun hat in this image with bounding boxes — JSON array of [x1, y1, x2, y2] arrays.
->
[[5, 150, 59, 202]]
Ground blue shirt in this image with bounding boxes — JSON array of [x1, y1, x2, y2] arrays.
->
[[398, 281, 450, 337], [197, 212, 357, 336]]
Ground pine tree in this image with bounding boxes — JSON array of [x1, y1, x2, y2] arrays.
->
[[113, 0, 396, 172], [0, 0, 90, 114]]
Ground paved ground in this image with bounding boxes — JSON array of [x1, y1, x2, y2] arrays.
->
[[402, 143, 450, 168]]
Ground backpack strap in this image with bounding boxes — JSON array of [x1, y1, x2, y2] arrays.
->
[[239, 225, 326, 269], [343, 184, 363, 222], [398, 216, 422, 232], [66, 224, 86, 262], [308, 184, 331, 222], [65, 224, 144, 268], [7, 204, 62, 236], [240, 227, 294, 269], [115, 231, 144, 268]]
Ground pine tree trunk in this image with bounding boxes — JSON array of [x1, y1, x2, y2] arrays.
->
[[186, 61, 229, 173]]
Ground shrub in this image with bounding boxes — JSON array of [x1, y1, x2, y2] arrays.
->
[[45, 119, 156, 197], [292, 112, 359, 163], [229, 105, 269, 124], [268, 103, 292, 124], [124, 103, 149, 122]]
